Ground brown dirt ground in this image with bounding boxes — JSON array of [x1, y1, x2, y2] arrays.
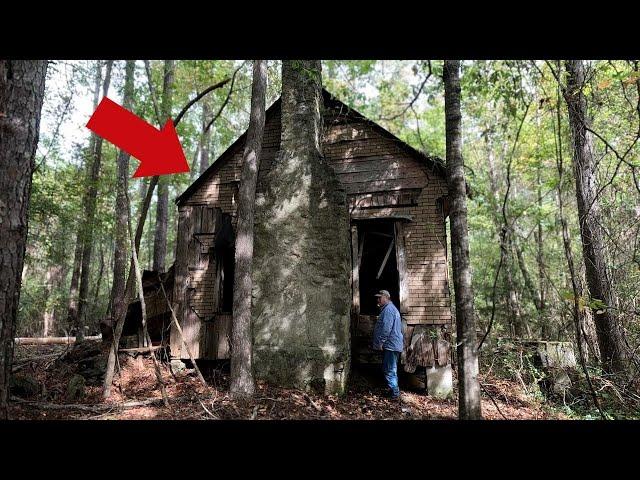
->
[[8, 344, 565, 420]]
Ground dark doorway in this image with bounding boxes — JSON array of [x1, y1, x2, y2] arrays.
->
[[357, 220, 400, 315]]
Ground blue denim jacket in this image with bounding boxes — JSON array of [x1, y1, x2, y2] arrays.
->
[[372, 301, 404, 352]]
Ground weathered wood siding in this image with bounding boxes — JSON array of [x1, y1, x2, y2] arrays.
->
[[174, 97, 452, 361], [322, 109, 451, 327]]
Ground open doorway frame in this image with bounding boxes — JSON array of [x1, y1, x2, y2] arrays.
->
[[350, 218, 409, 365]]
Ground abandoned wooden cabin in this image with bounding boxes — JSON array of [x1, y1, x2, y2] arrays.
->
[[163, 89, 453, 395]]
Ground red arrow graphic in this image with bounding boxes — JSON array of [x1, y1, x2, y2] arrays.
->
[[86, 97, 189, 178]]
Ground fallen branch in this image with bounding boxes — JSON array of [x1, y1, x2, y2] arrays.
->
[[11, 396, 187, 412], [15, 335, 101, 345], [118, 346, 164, 354], [159, 279, 207, 387], [302, 393, 322, 412], [127, 191, 170, 408], [13, 353, 61, 364], [480, 383, 508, 420]]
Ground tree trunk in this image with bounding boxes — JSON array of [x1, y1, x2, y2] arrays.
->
[[504, 240, 525, 337], [66, 231, 83, 330], [109, 60, 134, 332], [190, 143, 200, 182], [152, 60, 175, 273], [485, 132, 527, 337], [535, 161, 548, 337], [92, 241, 106, 320], [43, 264, 64, 336], [443, 60, 482, 420], [0, 60, 47, 419], [76, 60, 113, 341], [199, 99, 211, 174], [563, 59, 629, 373], [230, 60, 267, 398], [514, 239, 543, 312], [102, 176, 159, 398], [66, 60, 102, 332]]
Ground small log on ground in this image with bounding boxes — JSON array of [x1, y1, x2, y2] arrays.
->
[[14, 335, 102, 345], [118, 345, 164, 354]]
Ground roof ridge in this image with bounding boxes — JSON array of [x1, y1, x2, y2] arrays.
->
[[176, 89, 444, 206]]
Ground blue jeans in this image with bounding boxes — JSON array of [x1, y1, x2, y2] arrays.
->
[[382, 350, 401, 397]]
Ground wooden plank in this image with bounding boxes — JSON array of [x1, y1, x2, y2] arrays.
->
[[337, 167, 426, 185], [212, 253, 222, 313], [329, 156, 414, 174], [376, 237, 395, 280], [349, 190, 421, 210], [170, 206, 192, 358], [182, 206, 202, 359], [192, 204, 203, 233], [202, 314, 232, 359], [351, 225, 360, 316], [400, 325, 415, 366], [201, 207, 216, 233], [351, 211, 413, 222], [403, 325, 438, 372], [395, 221, 409, 314], [344, 177, 427, 195], [215, 314, 232, 358], [436, 338, 451, 367]]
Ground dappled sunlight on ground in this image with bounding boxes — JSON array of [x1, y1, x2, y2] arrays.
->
[[8, 344, 563, 420]]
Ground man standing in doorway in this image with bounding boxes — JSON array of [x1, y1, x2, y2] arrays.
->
[[372, 290, 404, 400]]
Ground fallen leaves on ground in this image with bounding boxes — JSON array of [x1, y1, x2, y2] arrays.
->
[[8, 344, 564, 420]]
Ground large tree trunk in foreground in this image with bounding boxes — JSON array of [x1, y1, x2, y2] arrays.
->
[[76, 61, 113, 341], [108, 60, 135, 341], [0, 60, 47, 419], [563, 59, 629, 374], [152, 60, 175, 273], [230, 60, 267, 398], [443, 60, 482, 420]]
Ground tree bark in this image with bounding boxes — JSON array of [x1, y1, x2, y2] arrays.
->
[[128, 192, 170, 407], [108, 60, 134, 341], [230, 60, 267, 398], [92, 241, 106, 320], [513, 239, 542, 312], [76, 60, 113, 341], [199, 99, 211, 175], [102, 176, 159, 398], [66, 234, 83, 330], [443, 60, 482, 420], [504, 239, 525, 337], [152, 60, 175, 273], [485, 136, 526, 337], [42, 264, 65, 336], [563, 59, 629, 373], [66, 61, 102, 331], [0, 60, 47, 419]]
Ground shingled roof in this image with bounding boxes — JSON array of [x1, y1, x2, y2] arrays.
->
[[176, 89, 445, 206]]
